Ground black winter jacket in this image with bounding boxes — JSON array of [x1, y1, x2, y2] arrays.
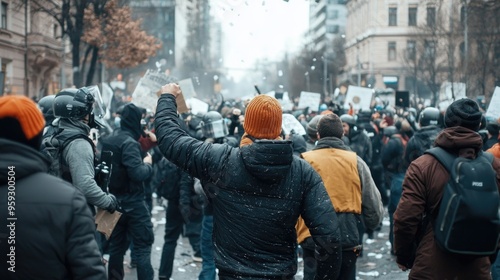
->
[[404, 125, 441, 165], [101, 129, 153, 201], [347, 129, 373, 166], [0, 139, 106, 280], [155, 94, 342, 279]]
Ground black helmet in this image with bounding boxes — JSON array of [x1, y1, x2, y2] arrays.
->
[[340, 114, 356, 126], [53, 88, 93, 119], [53, 86, 105, 128], [201, 111, 228, 139], [38, 95, 55, 123], [419, 107, 440, 127]]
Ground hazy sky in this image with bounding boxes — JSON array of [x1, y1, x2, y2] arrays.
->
[[211, 0, 310, 81]]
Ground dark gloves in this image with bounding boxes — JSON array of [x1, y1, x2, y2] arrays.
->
[[106, 194, 119, 214], [313, 238, 342, 280]]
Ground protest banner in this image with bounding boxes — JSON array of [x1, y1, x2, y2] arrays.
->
[[297, 91, 321, 111], [486, 87, 500, 120], [131, 70, 187, 113], [186, 97, 210, 115], [344, 86, 373, 111], [282, 113, 306, 136], [178, 78, 197, 99]]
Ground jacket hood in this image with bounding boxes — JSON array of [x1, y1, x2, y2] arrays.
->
[[0, 138, 49, 182], [240, 140, 293, 184], [120, 103, 144, 140], [435, 126, 483, 152], [315, 136, 351, 151]]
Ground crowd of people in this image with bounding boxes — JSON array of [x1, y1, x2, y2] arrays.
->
[[0, 82, 499, 280]]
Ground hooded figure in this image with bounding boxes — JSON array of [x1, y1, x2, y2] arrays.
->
[[100, 101, 155, 280], [120, 103, 145, 140]]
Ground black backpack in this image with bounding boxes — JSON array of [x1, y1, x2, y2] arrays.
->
[[425, 147, 500, 256], [40, 129, 94, 180]]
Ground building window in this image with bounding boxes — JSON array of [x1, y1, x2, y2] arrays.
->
[[388, 42, 397, 61], [427, 7, 436, 27], [1, 2, 7, 29], [407, 40, 416, 60], [408, 7, 417, 26], [327, 10, 339, 20], [327, 25, 339, 34], [389, 7, 397, 26], [424, 40, 436, 58]]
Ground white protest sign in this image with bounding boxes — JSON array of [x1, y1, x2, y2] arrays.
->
[[178, 78, 197, 99], [132, 70, 172, 111], [486, 87, 500, 120], [297, 91, 321, 111], [344, 86, 373, 111], [282, 113, 306, 136], [186, 98, 209, 115]]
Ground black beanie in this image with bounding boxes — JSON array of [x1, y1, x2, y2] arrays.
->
[[444, 98, 482, 131]]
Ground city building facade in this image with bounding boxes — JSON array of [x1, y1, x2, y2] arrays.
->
[[344, 0, 500, 103], [0, 0, 71, 98]]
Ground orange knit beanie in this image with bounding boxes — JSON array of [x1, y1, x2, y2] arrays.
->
[[243, 95, 282, 139], [0, 95, 45, 140]]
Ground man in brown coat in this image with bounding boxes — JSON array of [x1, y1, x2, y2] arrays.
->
[[393, 98, 500, 279]]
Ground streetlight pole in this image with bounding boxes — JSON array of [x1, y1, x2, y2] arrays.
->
[[463, 0, 468, 91], [323, 54, 328, 95], [305, 71, 310, 91], [356, 44, 361, 86]]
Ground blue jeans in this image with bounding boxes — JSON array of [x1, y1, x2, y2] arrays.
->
[[108, 201, 154, 280], [199, 215, 216, 280], [388, 172, 405, 251]]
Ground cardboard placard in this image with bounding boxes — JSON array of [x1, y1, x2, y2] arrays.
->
[[95, 209, 122, 240]]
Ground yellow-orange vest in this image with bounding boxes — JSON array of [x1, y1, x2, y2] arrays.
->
[[296, 148, 362, 244]]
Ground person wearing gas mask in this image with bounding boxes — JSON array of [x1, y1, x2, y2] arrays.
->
[[51, 87, 118, 216]]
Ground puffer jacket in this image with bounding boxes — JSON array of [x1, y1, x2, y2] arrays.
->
[[155, 94, 342, 279], [393, 127, 500, 279], [0, 139, 106, 280]]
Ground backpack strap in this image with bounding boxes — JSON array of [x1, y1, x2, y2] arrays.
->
[[424, 147, 456, 174], [482, 151, 494, 164]]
